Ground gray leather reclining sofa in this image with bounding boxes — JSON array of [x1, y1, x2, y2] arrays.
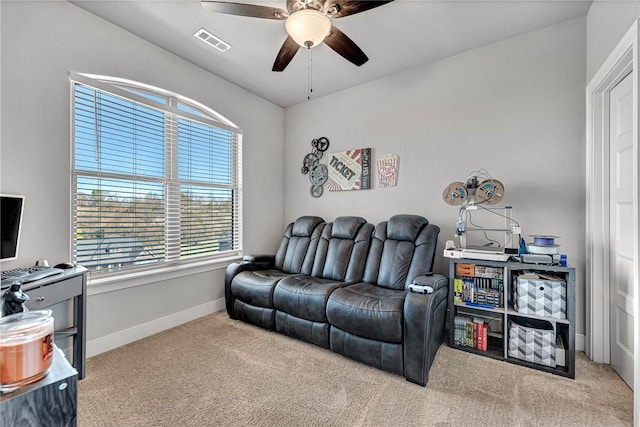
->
[[224, 214, 448, 386]]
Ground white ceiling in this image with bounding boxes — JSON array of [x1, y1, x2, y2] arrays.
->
[[72, 0, 592, 107]]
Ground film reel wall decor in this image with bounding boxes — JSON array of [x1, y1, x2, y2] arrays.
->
[[301, 137, 330, 197]]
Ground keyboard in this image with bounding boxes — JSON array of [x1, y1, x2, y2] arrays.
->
[[1, 266, 64, 288]]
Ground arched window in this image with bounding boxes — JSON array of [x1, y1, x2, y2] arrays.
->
[[70, 72, 242, 274]]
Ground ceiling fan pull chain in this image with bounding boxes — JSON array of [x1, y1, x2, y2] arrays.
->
[[307, 45, 313, 101]]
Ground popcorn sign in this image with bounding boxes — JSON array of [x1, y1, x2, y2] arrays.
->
[[377, 153, 399, 188]]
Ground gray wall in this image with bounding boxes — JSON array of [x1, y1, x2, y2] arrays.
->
[[1, 1, 284, 354], [587, 1, 640, 83], [1, 2, 609, 355], [284, 18, 587, 341]]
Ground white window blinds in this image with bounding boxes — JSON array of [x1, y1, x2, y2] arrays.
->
[[71, 74, 242, 274]]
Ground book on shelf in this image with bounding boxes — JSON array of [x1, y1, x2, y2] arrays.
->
[[474, 265, 504, 279], [455, 275, 504, 308], [454, 315, 489, 351], [455, 263, 475, 277], [454, 278, 463, 303], [477, 321, 488, 351]]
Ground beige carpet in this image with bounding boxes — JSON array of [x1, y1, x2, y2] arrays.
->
[[78, 312, 632, 426]]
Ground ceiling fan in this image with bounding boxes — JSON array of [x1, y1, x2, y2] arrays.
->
[[201, 0, 394, 71]]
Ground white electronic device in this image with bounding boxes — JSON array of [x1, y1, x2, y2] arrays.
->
[[408, 283, 434, 294], [521, 254, 553, 264], [443, 248, 510, 262]]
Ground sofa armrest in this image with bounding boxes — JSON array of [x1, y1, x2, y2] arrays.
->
[[242, 254, 275, 266], [225, 255, 276, 318], [411, 273, 448, 293], [403, 274, 448, 386]]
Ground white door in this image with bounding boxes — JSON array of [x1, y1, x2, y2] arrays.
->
[[609, 70, 635, 389]]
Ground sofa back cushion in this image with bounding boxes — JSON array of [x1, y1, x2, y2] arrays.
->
[[275, 216, 325, 274], [311, 216, 374, 282], [362, 214, 440, 290]]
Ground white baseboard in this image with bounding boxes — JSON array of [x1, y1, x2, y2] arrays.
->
[[86, 302, 587, 359], [576, 333, 585, 352], [86, 298, 225, 358]]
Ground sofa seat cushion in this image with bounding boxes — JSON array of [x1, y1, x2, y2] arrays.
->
[[273, 275, 347, 323], [330, 327, 403, 375], [234, 300, 276, 330], [275, 311, 331, 348], [326, 282, 407, 343], [231, 269, 296, 309]]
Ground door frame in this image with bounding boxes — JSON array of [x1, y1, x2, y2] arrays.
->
[[586, 16, 640, 407]]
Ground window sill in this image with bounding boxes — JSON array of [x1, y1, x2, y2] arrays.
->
[[86, 255, 242, 296]]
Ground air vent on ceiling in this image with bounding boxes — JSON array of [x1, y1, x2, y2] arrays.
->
[[193, 28, 231, 52]]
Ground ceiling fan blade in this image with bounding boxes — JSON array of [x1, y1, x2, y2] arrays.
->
[[286, 0, 298, 14], [272, 36, 300, 71], [201, 1, 288, 19], [323, 26, 368, 67], [324, 0, 394, 18]]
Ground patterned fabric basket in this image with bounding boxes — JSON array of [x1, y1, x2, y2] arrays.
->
[[512, 274, 566, 319], [508, 317, 556, 368]]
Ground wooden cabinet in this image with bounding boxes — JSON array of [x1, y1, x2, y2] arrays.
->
[[1, 345, 77, 426], [448, 258, 575, 378]]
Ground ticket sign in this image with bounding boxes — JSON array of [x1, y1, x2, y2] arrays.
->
[[326, 148, 371, 191]]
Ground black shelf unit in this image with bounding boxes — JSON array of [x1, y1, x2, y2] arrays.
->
[[448, 258, 575, 378]]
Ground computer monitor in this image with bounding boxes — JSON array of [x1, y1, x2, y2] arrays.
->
[[1, 194, 25, 261]]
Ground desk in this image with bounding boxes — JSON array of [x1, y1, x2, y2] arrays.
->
[[2, 266, 88, 379], [1, 345, 78, 426]]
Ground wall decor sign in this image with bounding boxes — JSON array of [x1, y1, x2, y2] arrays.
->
[[377, 153, 399, 188], [326, 148, 371, 191]]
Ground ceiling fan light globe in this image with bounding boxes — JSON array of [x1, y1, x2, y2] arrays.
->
[[285, 10, 331, 48]]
